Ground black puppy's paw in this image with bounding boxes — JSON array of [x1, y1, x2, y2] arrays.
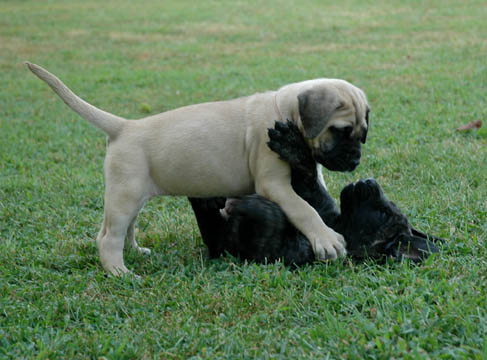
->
[[354, 178, 382, 201], [267, 120, 314, 169]]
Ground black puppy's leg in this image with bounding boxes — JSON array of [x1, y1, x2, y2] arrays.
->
[[267, 120, 340, 226], [267, 120, 317, 185], [188, 197, 227, 258]]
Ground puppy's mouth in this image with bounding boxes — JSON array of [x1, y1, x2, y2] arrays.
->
[[314, 149, 361, 172], [312, 128, 365, 172]]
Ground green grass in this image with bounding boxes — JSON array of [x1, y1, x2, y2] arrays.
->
[[1, 0, 487, 358]]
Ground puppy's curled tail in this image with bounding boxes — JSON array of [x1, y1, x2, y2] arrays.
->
[[25, 62, 125, 138]]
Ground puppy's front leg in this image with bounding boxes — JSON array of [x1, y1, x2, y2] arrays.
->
[[256, 179, 346, 260], [267, 121, 339, 223]]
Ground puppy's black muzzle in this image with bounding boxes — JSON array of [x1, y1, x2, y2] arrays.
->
[[314, 141, 362, 172]]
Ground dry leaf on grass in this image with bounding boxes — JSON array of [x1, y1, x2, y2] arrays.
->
[[455, 120, 482, 131]]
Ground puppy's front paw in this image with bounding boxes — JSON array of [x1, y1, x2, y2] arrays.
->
[[312, 231, 347, 261]]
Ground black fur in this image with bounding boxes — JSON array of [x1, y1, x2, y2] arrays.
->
[[335, 178, 440, 261], [188, 197, 227, 258], [189, 121, 442, 266]]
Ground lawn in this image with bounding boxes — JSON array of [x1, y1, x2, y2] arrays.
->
[[1, 0, 487, 358]]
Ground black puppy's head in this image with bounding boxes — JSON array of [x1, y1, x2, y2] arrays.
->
[[338, 178, 438, 261]]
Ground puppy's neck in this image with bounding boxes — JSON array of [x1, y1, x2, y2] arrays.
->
[[274, 87, 301, 129]]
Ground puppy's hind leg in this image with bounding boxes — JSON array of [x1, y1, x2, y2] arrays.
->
[[97, 172, 149, 275], [126, 214, 151, 255]]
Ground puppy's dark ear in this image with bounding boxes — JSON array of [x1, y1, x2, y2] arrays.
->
[[411, 227, 445, 244], [361, 108, 370, 144], [298, 88, 341, 139], [360, 128, 368, 144], [396, 233, 439, 262]]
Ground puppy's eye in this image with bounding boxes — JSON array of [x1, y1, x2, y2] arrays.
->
[[330, 126, 353, 135]]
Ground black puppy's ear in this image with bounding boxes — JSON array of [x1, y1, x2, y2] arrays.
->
[[411, 227, 445, 244], [395, 233, 439, 262], [298, 88, 341, 139]]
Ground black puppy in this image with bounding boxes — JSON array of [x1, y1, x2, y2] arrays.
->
[[189, 121, 441, 266]]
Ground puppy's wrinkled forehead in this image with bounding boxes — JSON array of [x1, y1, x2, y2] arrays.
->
[[333, 80, 369, 130]]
